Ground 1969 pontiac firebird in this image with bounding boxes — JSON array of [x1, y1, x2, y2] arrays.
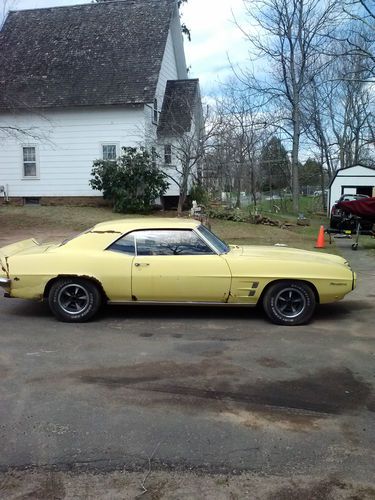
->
[[0, 218, 356, 325]]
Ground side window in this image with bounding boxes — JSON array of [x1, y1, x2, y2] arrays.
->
[[102, 144, 117, 161], [164, 144, 172, 165], [135, 230, 214, 256], [107, 233, 135, 255], [22, 146, 38, 178], [151, 147, 157, 168]]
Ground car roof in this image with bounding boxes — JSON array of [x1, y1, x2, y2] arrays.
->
[[93, 218, 200, 233]]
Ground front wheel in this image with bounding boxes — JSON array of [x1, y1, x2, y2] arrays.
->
[[48, 277, 102, 322], [262, 281, 316, 326]]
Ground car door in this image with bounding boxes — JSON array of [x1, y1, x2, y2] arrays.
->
[[101, 232, 136, 301], [131, 229, 231, 302]]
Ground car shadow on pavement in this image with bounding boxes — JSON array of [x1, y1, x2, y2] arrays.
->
[[2, 297, 362, 326], [99, 303, 264, 322]]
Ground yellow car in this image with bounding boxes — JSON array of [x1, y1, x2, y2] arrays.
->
[[0, 218, 356, 325]]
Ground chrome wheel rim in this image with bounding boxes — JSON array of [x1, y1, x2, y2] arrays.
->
[[57, 284, 90, 315], [274, 288, 306, 319]]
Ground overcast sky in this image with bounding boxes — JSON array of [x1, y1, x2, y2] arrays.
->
[[7, 0, 249, 93]]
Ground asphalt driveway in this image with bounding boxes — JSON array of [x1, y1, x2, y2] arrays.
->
[[0, 238, 374, 498]]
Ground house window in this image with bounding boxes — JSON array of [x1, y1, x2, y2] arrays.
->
[[151, 147, 157, 168], [102, 144, 117, 161], [164, 144, 172, 165], [22, 146, 37, 178], [153, 98, 158, 123]]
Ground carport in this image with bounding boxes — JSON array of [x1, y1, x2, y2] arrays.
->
[[328, 164, 375, 214]]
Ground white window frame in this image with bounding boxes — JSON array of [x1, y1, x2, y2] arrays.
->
[[164, 144, 172, 165], [21, 144, 39, 180], [101, 143, 119, 161]]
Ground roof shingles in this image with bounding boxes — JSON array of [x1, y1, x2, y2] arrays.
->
[[0, 0, 174, 110], [158, 78, 199, 135]]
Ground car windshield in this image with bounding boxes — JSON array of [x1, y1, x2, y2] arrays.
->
[[196, 225, 230, 254], [341, 194, 369, 201]]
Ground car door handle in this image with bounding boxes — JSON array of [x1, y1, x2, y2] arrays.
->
[[134, 263, 150, 267]]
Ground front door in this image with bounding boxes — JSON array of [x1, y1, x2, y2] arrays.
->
[[131, 229, 231, 302]]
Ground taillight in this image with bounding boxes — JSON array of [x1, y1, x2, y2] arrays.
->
[[331, 206, 339, 215]]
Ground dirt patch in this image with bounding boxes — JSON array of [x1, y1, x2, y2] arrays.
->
[[0, 471, 374, 500], [16, 472, 65, 500], [73, 360, 237, 387], [0, 365, 10, 379], [75, 364, 371, 415], [268, 478, 348, 500], [366, 396, 375, 412], [30, 362, 373, 427], [257, 357, 288, 368]]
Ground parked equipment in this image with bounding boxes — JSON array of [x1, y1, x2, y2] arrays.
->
[[327, 197, 375, 250]]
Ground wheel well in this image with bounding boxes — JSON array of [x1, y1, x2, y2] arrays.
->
[[43, 275, 108, 302], [259, 279, 320, 305]]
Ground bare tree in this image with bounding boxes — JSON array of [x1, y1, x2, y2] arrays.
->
[[159, 101, 218, 215], [303, 33, 375, 175], [341, 0, 375, 80], [212, 81, 270, 207], [234, 0, 340, 212]]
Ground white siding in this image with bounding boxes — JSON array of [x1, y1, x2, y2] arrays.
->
[[155, 29, 179, 116], [154, 7, 189, 110], [169, 5, 188, 80], [0, 106, 146, 197], [329, 165, 375, 212]]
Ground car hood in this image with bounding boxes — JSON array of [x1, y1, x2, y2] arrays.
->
[[227, 245, 348, 266]]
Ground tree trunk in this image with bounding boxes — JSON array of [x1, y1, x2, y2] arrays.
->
[[320, 151, 326, 211], [177, 193, 186, 216], [177, 172, 189, 216], [292, 105, 300, 213]]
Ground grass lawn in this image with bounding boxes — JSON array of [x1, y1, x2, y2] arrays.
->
[[0, 205, 338, 254], [254, 195, 325, 215]]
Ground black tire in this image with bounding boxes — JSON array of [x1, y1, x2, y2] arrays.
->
[[262, 281, 316, 326], [48, 277, 102, 322], [330, 217, 338, 229]]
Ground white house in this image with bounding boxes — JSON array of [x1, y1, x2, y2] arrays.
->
[[328, 165, 375, 213], [0, 0, 201, 207]]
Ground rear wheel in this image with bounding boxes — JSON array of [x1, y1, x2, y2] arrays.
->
[[48, 277, 101, 322], [262, 281, 316, 326]]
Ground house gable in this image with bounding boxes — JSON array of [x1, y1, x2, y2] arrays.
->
[[0, 0, 175, 110], [0, 0, 202, 204]]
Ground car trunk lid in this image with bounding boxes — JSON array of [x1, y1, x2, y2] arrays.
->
[[0, 239, 58, 276]]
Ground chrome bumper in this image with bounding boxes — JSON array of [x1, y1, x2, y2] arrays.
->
[[0, 277, 10, 288]]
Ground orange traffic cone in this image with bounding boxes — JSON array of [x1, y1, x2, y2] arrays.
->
[[315, 225, 326, 249]]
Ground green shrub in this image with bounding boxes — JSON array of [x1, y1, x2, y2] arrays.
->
[[90, 147, 169, 213], [189, 184, 210, 206]]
